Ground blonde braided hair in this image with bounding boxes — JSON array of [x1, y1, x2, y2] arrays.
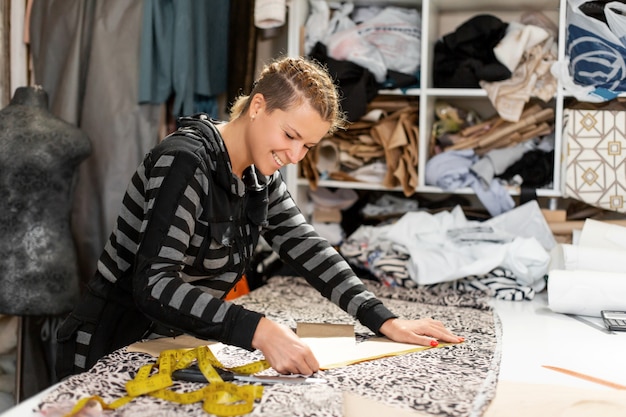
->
[[229, 56, 347, 134]]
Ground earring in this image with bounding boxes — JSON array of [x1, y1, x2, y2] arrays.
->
[[251, 114, 255, 121]]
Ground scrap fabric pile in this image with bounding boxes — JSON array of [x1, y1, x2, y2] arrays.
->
[[301, 98, 420, 197], [341, 201, 554, 300], [35, 276, 500, 417]]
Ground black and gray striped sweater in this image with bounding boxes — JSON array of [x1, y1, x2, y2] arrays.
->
[[56, 114, 396, 377]]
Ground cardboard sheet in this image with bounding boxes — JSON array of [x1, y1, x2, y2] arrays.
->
[[127, 334, 223, 357]]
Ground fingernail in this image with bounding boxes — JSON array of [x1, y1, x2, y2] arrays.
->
[[430, 340, 439, 347], [458, 337, 465, 342]]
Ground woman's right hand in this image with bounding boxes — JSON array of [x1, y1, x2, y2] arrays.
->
[[251, 317, 319, 375]]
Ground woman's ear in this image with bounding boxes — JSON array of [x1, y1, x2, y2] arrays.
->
[[249, 93, 266, 117]]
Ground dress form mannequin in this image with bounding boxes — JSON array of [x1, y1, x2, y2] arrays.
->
[[0, 85, 91, 315]]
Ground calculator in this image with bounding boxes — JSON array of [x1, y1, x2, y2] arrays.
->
[[601, 310, 626, 331]]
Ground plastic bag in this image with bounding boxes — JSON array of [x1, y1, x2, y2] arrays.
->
[[352, 7, 421, 77], [567, 0, 626, 94], [304, 1, 355, 54], [323, 4, 388, 82], [308, 3, 421, 83]]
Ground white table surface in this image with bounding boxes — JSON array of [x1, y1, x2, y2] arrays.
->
[[491, 291, 626, 390], [3, 291, 625, 416]]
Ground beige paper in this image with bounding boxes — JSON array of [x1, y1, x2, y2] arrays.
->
[[297, 323, 440, 369]]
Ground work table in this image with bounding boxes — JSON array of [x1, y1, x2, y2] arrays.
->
[[2, 279, 625, 417]]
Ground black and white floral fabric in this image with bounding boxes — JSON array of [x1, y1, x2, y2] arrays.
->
[[36, 277, 500, 417]]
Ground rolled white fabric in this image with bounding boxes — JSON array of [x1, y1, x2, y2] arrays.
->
[[579, 218, 626, 250], [254, 0, 286, 29], [548, 269, 626, 317], [551, 244, 626, 273]]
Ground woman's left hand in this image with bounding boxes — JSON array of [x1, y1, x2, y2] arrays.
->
[[379, 318, 464, 347]]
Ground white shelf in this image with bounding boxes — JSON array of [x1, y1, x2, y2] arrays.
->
[[424, 88, 488, 97], [285, 0, 568, 209], [378, 88, 421, 95], [431, 0, 558, 10], [303, 180, 563, 198], [297, 177, 404, 192]]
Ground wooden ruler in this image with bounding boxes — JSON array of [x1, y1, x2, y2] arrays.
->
[[542, 365, 626, 390]]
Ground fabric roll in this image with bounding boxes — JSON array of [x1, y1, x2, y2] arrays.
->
[[551, 244, 626, 273], [315, 139, 341, 175], [254, 0, 285, 29], [548, 269, 626, 317]]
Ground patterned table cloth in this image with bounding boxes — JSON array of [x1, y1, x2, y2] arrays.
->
[[35, 276, 501, 417]]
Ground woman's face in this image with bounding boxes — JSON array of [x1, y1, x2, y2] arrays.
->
[[248, 95, 331, 176]]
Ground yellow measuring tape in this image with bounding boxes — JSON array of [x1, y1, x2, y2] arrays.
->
[[63, 346, 270, 417]]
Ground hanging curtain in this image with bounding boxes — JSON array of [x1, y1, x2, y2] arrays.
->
[[227, 0, 258, 112], [29, 0, 162, 285], [0, 1, 11, 106], [28, 0, 258, 285], [138, 0, 230, 119]]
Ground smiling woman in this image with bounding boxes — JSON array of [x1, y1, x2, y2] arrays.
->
[[219, 57, 346, 177], [55, 55, 464, 381]]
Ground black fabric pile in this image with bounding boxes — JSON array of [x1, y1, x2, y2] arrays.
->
[[433, 14, 512, 88], [308, 42, 418, 122], [308, 42, 380, 122], [499, 149, 555, 188]]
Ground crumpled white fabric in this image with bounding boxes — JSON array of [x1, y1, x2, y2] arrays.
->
[[375, 205, 550, 288], [347, 161, 388, 183], [494, 22, 549, 72]]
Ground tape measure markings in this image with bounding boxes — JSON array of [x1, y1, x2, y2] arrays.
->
[[64, 345, 269, 417]]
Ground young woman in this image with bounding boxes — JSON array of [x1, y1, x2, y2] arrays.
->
[[56, 56, 463, 379]]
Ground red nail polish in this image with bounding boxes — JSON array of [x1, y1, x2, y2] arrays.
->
[[430, 340, 439, 347]]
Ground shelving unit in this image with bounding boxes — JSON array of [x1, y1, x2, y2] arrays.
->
[[285, 0, 567, 209]]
